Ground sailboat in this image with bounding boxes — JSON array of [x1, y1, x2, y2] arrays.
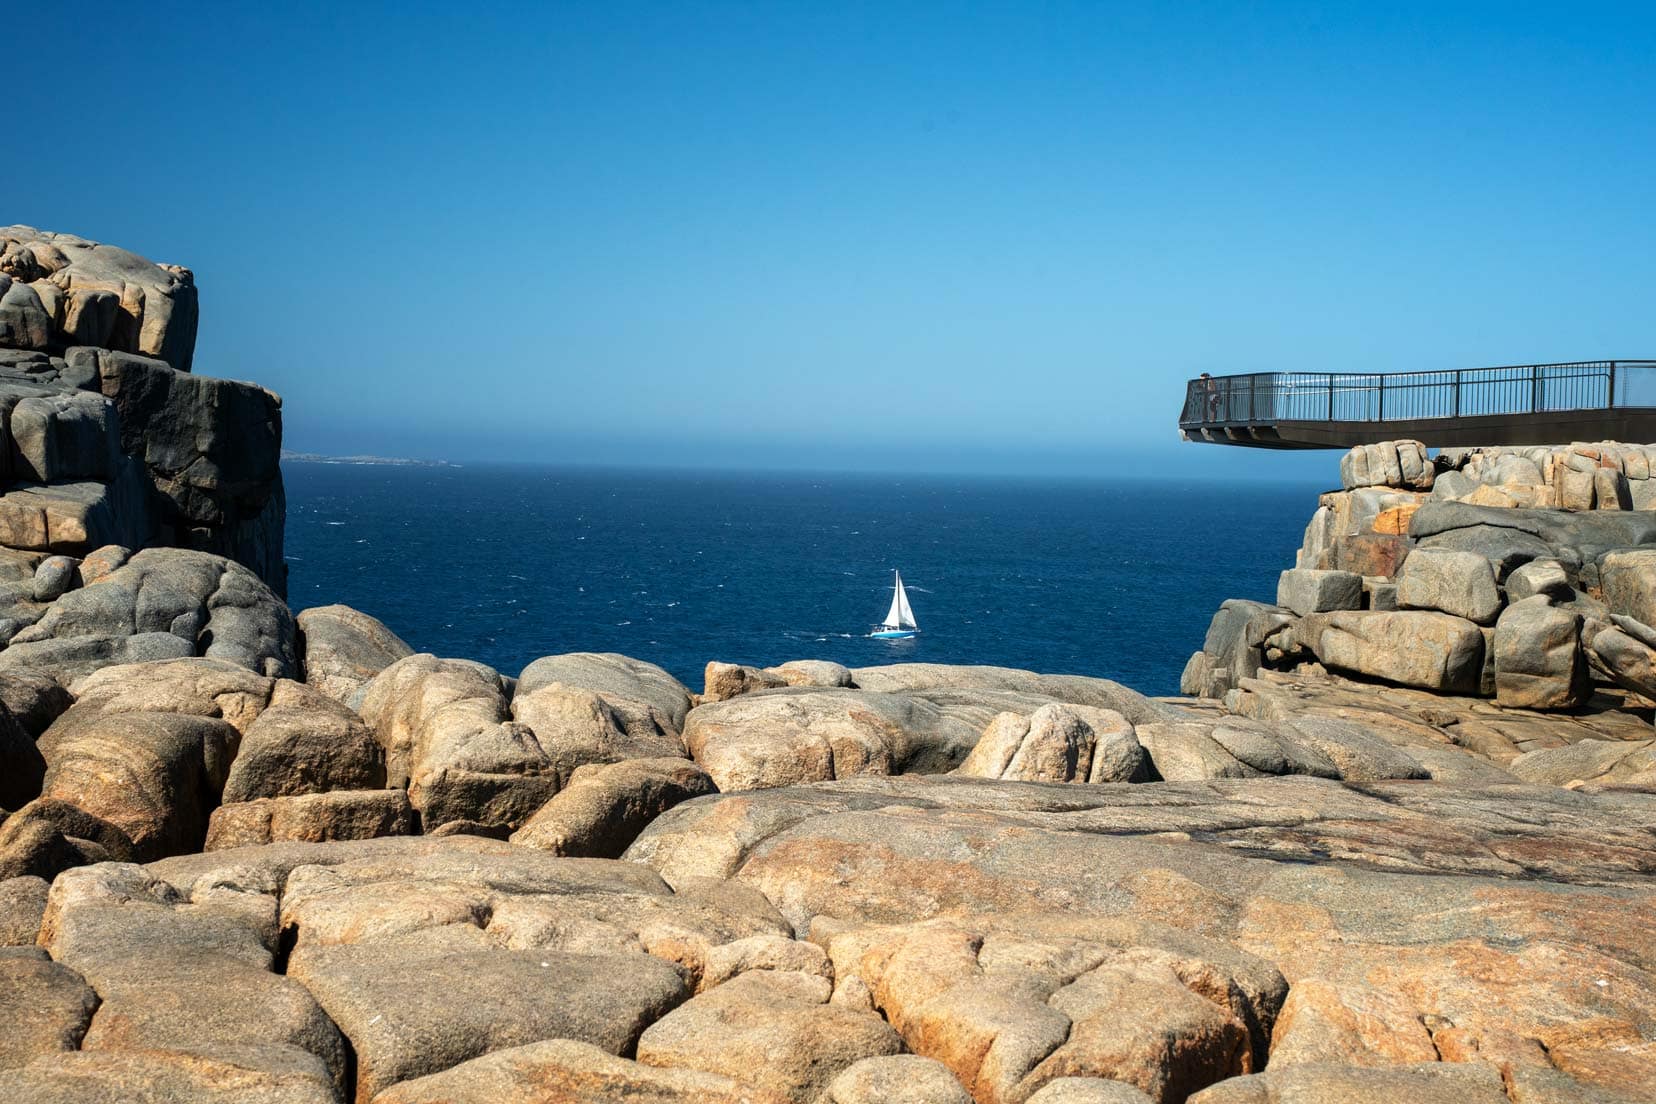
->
[[869, 569, 920, 639]]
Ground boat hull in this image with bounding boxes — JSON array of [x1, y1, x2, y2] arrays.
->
[[869, 629, 919, 639]]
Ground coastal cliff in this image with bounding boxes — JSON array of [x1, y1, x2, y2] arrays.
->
[[1, 231, 1654, 1103]]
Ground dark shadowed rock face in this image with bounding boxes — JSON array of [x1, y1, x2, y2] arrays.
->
[[0, 227, 283, 599]]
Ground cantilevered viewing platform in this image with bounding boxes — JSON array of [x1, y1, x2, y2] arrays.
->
[[1179, 361, 1656, 449]]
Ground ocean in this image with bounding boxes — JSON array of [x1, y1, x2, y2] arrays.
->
[[284, 464, 1324, 697]]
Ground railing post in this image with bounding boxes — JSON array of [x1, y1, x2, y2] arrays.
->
[[1328, 376, 1335, 421], [1377, 376, 1385, 421], [1531, 365, 1540, 412], [1610, 362, 1618, 407], [1453, 370, 1461, 418]]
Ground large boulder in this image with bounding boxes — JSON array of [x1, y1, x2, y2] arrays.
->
[[1180, 601, 1295, 698], [635, 969, 903, 1102], [371, 1039, 765, 1104], [1274, 568, 1361, 616], [205, 790, 418, 850], [517, 652, 693, 737], [1339, 440, 1434, 491], [510, 757, 715, 858], [0, 547, 295, 681], [95, 350, 285, 590], [681, 688, 983, 791], [358, 654, 556, 830], [956, 703, 1147, 784], [1396, 547, 1502, 624], [1299, 610, 1485, 693], [1600, 548, 1656, 627], [221, 679, 385, 802], [1492, 596, 1590, 710], [295, 603, 413, 704], [0, 948, 99, 1070], [851, 664, 1175, 727], [35, 708, 236, 860]]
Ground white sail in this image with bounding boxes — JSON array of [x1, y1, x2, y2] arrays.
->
[[883, 570, 918, 629]]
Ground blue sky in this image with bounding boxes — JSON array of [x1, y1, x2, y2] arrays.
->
[[12, 2, 1654, 477]]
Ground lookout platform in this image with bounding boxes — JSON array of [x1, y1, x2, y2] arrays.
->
[[1179, 361, 1656, 449]]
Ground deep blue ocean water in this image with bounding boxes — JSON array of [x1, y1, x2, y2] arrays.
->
[[284, 464, 1322, 697]]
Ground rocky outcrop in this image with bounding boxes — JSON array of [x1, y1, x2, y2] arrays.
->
[[627, 774, 1656, 1101], [0, 227, 197, 371], [0, 226, 284, 650]]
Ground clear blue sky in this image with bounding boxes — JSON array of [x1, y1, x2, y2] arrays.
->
[[14, 2, 1654, 477]]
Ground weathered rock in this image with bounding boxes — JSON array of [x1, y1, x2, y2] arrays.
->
[[1508, 739, 1656, 786], [509, 680, 689, 788], [510, 756, 715, 857], [682, 688, 982, 791], [1135, 719, 1339, 782], [1181, 602, 1295, 698], [3, 1044, 339, 1103], [818, 914, 1281, 1103], [628, 775, 1656, 1100], [293, 942, 687, 1099], [30, 554, 79, 602], [0, 548, 296, 681], [1275, 569, 1361, 616], [1187, 1061, 1514, 1104], [206, 790, 418, 850], [41, 863, 349, 1092], [359, 655, 557, 830], [1586, 623, 1656, 704], [96, 348, 286, 592], [703, 660, 787, 702], [0, 226, 198, 370], [1396, 547, 1503, 624], [770, 659, 854, 688], [1492, 596, 1589, 709], [0, 948, 98, 1069], [1506, 557, 1573, 602], [636, 969, 902, 1102], [0, 798, 133, 881], [0, 875, 48, 944], [0, 670, 74, 738], [517, 651, 693, 736], [66, 657, 275, 731], [221, 679, 385, 801], [371, 1038, 766, 1104], [1025, 1078, 1155, 1103], [1299, 610, 1484, 693], [820, 1054, 974, 1104], [958, 704, 1147, 784], [295, 603, 413, 704], [36, 707, 236, 860], [1340, 441, 1433, 491], [1600, 548, 1656, 626], [851, 664, 1178, 727]]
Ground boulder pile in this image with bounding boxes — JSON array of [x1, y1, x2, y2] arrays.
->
[[2, 231, 1655, 1103], [1184, 438, 1656, 720]]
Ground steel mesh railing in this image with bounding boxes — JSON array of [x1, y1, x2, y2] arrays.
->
[[1180, 361, 1656, 429]]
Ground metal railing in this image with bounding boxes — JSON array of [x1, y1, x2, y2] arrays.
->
[[1180, 361, 1656, 429]]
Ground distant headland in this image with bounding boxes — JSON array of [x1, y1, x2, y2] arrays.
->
[[281, 449, 460, 468]]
